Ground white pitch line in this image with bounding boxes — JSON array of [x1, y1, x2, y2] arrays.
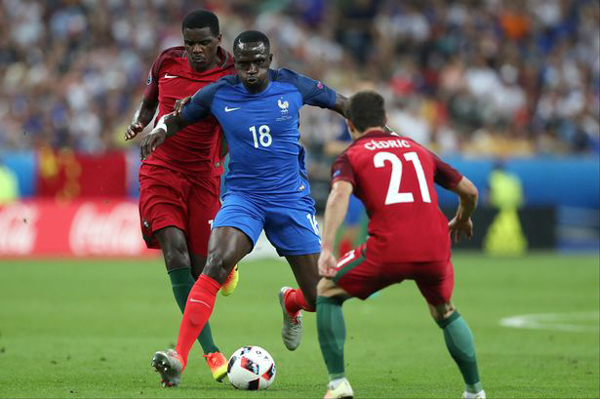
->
[[500, 311, 599, 333]]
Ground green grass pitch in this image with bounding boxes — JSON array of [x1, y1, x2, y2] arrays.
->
[[0, 253, 598, 398]]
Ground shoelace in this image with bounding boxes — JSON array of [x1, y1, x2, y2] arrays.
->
[[203, 353, 220, 367]]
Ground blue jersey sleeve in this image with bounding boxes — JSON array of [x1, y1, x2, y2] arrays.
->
[[181, 81, 223, 123], [277, 68, 337, 109]]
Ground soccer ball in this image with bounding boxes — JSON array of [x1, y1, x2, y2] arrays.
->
[[227, 346, 276, 390]]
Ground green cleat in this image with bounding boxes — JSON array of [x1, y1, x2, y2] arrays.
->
[[151, 349, 183, 387]]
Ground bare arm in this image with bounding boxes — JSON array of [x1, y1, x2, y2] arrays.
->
[[318, 180, 353, 278], [448, 176, 479, 242], [125, 97, 159, 141], [330, 93, 348, 118]]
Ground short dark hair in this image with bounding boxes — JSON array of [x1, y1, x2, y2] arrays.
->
[[347, 90, 386, 132], [182, 10, 219, 36], [233, 30, 270, 53]]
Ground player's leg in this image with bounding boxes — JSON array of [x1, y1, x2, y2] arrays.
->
[[416, 262, 484, 398], [168, 195, 264, 372], [285, 253, 319, 311], [317, 277, 355, 399], [273, 253, 318, 351], [154, 229, 217, 351], [174, 226, 253, 369], [188, 176, 239, 296], [316, 245, 384, 399], [263, 197, 321, 350]]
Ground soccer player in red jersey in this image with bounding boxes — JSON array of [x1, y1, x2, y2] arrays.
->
[[124, 10, 237, 384], [316, 91, 485, 399]]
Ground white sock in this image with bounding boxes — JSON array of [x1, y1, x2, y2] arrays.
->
[[328, 377, 348, 390]]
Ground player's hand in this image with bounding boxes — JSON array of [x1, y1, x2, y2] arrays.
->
[[125, 122, 144, 141], [140, 128, 167, 160], [448, 216, 473, 243], [318, 249, 338, 279], [173, 96, 191, 116]]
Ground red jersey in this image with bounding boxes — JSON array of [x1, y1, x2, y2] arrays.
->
[[331, 130, 463, 263], [142, 46, 235, 181]]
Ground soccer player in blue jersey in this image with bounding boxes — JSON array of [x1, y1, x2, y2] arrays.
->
[[140, 30, 348, 387]]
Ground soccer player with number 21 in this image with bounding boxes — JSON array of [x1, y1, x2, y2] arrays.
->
[[317, 90, 484, 399], [140, 30, 349, 387]]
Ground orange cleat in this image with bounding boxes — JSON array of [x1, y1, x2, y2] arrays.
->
[[221, 265, 239, 297], [203, 351, 228, 382]]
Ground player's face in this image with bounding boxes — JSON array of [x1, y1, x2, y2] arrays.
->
[[183, 27, 221, 71], [234, 42, 272, 93]]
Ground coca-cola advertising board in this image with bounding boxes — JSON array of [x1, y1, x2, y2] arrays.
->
[[0, 200, 155, 257]]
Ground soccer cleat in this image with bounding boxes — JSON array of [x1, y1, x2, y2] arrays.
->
[[203, 351, 228, 382], [151, 349, 183, 387], [324, 379, 354, 399], [463, 390, 486, 399], [278, 287, 303, 351], [221, 265, 239, 297]]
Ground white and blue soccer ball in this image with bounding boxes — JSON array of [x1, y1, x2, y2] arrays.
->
[[227, 346, 276, 390]]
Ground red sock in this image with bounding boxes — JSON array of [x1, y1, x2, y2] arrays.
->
[[284, 288, 315, 313], [175, 275, 221, 368]]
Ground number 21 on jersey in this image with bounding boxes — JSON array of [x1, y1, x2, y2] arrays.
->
[[249, 125, 272, 148], [374, 151, 431, 205]]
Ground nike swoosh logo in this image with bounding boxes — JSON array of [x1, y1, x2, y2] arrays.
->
[[224, 106, 241, 112], [164, 74, 178, 79], [189, 298, 210, 307]]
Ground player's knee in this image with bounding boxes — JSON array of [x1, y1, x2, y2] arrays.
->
[[429, 301, 455, 321], [163, 240, 191, 272], [204, 252, 233, 284], [317, 278, 342, 298]]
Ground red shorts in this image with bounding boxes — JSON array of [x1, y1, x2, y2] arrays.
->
[[332, 244, 454, 305], [138, 163, 221, 256]]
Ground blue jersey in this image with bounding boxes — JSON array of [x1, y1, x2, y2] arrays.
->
[[181, 68, 337, 198]]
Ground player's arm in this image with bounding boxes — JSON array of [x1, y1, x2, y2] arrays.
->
[[125, 98, 159, 140], [139, 113, 191, 159], [427, 149, 478, 242], [326, 93, 395, 137], [330, 93, 348, 117], [126, 55, 164, 141], [140, 88, 213, 160], [319, 180, 353, 278], [448, 176, 479, 243]]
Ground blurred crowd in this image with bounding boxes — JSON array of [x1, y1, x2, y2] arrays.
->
[[0, 0, 598, 158]]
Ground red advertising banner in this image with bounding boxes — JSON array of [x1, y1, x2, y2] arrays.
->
[[36, 148, 127, 199], [0, 200, 155, 257]]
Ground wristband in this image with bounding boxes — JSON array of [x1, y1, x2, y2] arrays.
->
[[155, 115, 168, 135]]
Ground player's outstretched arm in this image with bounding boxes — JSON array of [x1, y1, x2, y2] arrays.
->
[[125, 97, 159, 141], [319, 181, 353, 278], [448, 177, 479, 242], [331, 93, 349, 117], [140, 113, 190, 160]]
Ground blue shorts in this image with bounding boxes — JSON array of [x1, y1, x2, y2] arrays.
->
[[213, 193, 321, 256]]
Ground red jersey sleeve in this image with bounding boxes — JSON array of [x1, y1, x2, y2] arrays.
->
[[331, 151, 356, 187], [143, 53, 165, 102], [429, 151, 463, 189]]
